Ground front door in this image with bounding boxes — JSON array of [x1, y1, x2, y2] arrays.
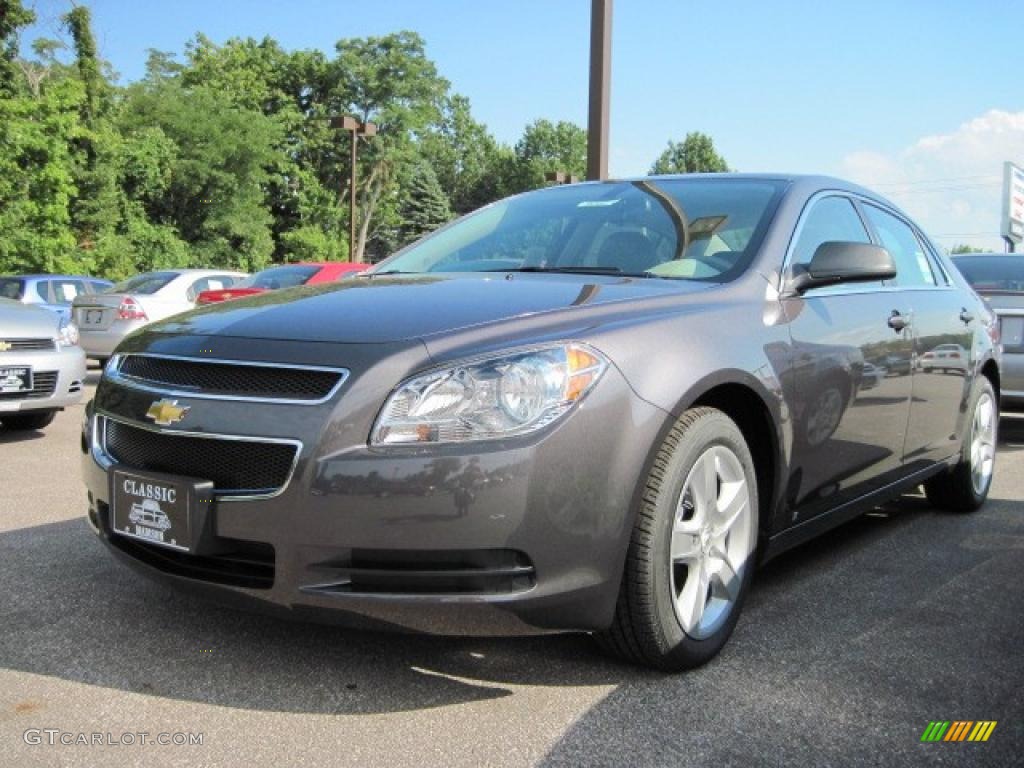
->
[[781, 195, 914, 524]]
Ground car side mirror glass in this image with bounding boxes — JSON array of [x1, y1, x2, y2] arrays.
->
[[787, 242, 896, 295]]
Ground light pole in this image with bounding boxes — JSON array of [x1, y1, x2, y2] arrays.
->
[[331, 115, 377, 262], [587, 0, 612, 181]]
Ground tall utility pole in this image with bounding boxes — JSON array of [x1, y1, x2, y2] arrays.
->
[[587, 0, 612, 181], [331, 115, 377, 262]]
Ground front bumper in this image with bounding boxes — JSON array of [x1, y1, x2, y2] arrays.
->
[[0, 345, 86, 414], [82, 342, 667, 635]]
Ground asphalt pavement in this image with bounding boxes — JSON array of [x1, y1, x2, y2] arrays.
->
[[1, 367, 1022, 767]]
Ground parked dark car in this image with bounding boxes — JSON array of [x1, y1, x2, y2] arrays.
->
[[951, 253, 1023, 410], [82, 175, 1000, 671]]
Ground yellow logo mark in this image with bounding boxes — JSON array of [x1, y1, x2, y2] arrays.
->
[[0, 341, 12, 352], [145, 399, 190, 426]]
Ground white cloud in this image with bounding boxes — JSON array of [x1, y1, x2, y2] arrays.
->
[[840, 109, 1024, 252]]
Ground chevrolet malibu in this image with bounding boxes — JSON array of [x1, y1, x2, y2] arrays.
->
[[81, 175, 1001, 671]]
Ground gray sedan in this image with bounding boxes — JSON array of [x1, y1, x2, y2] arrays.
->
[[81, 175, 1000, 671], [952, 253, 1024, 410], [1, 298, 86, 431]]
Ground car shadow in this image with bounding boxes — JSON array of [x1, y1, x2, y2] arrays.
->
[[0, 483, 975, 720], [0, 425, 48, 444], [0, 519, 638, 717]]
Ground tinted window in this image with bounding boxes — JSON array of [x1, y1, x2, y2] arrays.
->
[[791, 195, 871, 270], [241, 265, 319, 290], [952, 256, 1024, 293], [89, 280, 112, 293], [378, 179, 785, 282], [111, 272, 177, 295], [0, 278, 25, 300], [862, 205, 935, 287]]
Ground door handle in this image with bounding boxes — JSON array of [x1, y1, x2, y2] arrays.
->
[[888, 311, 910, 331], [959, 308, 974, 324]]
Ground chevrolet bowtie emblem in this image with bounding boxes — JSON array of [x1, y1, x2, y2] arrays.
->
[[145, 399, 190, 426], [0, 341, 12, 352]]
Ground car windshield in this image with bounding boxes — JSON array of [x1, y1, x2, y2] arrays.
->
[[952, 256, 1024, 293], [109, 271, 178, 295], [0, 278, 25, 300], [374, 178, 785, 282], [239, 265, 319, 290]]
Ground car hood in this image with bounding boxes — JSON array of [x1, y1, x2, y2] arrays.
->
[[146, 274, 708, 344], [0, 298, 60, 337]]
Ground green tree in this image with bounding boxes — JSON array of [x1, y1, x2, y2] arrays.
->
[[396, 162, 452, 248], [0, 0, 34, 97], [508, 119, 587, 192], [328, 31, 449, 261], [420, 94, 508, 214], [0, 78, 83, 274], [950, 244, 985, 255], [650, 131, 730, 174]]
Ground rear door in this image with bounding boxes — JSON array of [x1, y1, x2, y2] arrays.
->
[[859, 204, 974, 466], [783, 194, 915, 524]]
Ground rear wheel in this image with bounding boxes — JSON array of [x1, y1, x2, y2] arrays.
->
[[597, 407, 759, 671], [1, 410, 56, 431], [924, 377, 997, 513]]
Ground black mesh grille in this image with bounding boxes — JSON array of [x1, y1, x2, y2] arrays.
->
[[117, 355, 342, 400], [0, 338, 55, 351], [0, 370, 58, 400], [103, 418, 297, 495]]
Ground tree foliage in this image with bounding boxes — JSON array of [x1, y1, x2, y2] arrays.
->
[[650, 131, 730, 174], [0, 7, 730, 279]]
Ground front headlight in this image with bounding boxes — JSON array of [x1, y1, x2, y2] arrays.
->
[[57, 317, 80, 348], [371, 343, 608, 446]]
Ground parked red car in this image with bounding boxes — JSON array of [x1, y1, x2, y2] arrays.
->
[[196, 263, 366, 305]]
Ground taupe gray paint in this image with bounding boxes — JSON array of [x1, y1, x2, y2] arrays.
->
[[81, 175, 1001, 634]]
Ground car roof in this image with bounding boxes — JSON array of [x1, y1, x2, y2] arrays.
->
[[2, 274, 112, 281]]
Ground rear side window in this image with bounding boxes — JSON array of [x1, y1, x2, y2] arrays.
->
[[244, 265, 318, 290], [111, 272, 177, 295], [0, 278, 25, 300], [862, 205, 936, 287], [791, 196, 871, 268], [50, 279, 87, 304]]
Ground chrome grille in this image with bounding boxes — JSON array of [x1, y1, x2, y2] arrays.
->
[[101, 417, 299, 497], [0, 338, 55, 352], [0, 371, 57, 400], [114, 355, 345, 402]]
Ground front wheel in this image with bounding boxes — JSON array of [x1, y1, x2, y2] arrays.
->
[[596, 407, 759, 671], [924, 376, 997, 512], [1, 410, 57, 431]]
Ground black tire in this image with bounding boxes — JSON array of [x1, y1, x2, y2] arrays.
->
[[924, 376, 997, 513], [596, 407, 759, 672], [1, 410, 56, 431]]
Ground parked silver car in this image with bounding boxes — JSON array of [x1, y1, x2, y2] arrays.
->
[[0, 298, 86, 431], [0, 274, 113, 322], [72, 269, 246, 361], [952, 253, 1024, 409]]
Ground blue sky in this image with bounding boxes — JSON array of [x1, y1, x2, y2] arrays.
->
[[19, 0, 1024, 249]]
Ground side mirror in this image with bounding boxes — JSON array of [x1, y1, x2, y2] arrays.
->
[[786, 241, 896, 295]]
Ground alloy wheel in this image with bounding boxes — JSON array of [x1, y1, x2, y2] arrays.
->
[[669, 445, 755, 640]]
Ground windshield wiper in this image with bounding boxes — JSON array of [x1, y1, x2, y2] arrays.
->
[[484, 266, 654, 277]]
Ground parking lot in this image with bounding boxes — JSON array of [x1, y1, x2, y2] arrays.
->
[[1, 367, 1022, 768]]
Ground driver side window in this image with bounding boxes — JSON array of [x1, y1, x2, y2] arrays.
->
[[791, 196, 877, 292]]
